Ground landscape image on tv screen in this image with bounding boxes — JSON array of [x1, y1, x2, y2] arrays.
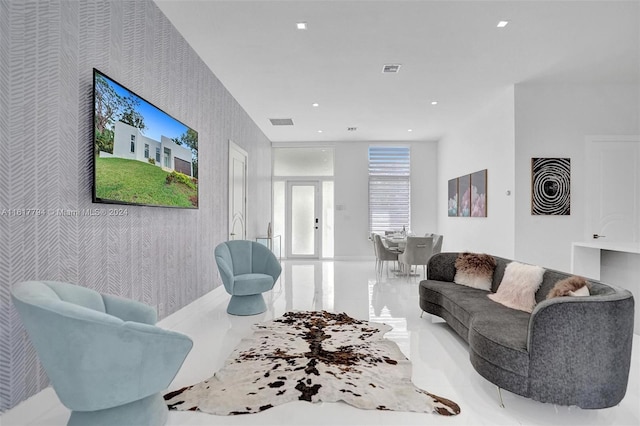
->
[[93, 69, 198, 208]]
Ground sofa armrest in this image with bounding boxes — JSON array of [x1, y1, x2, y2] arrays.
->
[[526, 291, 634, 408]]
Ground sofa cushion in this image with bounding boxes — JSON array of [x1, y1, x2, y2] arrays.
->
[[419, 280, 497, 334], [468, 309, 531, 377]]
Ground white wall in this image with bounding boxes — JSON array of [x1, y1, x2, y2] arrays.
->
[[437, 87, 516, 258], [514, 83, 640, 272], [333, 140, 438, 259]]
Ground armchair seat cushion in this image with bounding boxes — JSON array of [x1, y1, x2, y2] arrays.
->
[[232, 273, 275, 296]]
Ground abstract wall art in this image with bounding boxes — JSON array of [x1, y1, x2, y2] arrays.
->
[[448, 169, 488, 218], [470, 169, 487, 217], [531, 158, 571, 215], [457, 174, 471, 217], [448, 178, 458, 217]]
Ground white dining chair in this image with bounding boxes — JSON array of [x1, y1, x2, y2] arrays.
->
[[398, 236, 433, 279], [432, 234, 443, 255], [373, 234, 399, 275]]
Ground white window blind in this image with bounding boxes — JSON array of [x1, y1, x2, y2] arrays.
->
[[368, 146, 411, 234]]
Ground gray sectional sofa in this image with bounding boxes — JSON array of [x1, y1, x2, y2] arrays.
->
[[419, 252, 635, 409]]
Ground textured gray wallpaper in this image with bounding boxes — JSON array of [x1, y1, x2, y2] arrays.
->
[[0, 0, 272, 411]]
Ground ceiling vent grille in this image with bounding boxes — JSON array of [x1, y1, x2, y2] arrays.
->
[[347, 127, 357, 131], [382, 64, 401, 73], [269, 118, 294, 126]]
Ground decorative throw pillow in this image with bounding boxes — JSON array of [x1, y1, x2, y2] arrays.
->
[[569, 286, 590, 297], [453, 252, 497, 291], [546, 276, 590, 299], [488, 262, 545, 313]]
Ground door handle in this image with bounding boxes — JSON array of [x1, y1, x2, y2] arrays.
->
[[593, 234, 606, 239]]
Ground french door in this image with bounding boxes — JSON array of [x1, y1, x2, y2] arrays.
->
[[286, 181, 320, 258]]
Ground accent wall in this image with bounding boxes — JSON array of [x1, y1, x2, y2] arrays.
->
[[0, 0, 272, 411]]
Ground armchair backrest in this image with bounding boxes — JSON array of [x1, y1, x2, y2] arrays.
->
[[15, 280, 108, 312]]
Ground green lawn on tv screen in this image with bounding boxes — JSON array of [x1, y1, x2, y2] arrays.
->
[[95, 157, 197, 207]]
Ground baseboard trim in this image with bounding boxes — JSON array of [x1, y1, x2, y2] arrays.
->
[[332, 256, 376, 261]]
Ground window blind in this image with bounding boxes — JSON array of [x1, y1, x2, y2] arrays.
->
[[368, 146, 411, 234]]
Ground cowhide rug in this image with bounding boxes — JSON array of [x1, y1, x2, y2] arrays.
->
[[164, 310, 460, 416]]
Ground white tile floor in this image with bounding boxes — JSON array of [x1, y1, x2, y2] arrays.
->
[[2, 260, 639, 426]]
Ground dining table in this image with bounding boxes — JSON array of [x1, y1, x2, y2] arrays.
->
[[383, 234, 409, 252]]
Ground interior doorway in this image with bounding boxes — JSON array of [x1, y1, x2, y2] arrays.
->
[[286, 181, 321, 259], [585, 135, 640, 242]]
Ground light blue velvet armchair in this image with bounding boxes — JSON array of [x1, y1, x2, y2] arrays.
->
[[215, 240, 282, 315], [11, 281, 193, 426]]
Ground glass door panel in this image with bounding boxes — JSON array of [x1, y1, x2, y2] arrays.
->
[[287, 181, 319, 258]]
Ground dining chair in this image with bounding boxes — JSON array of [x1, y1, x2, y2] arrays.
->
[[373, 234, 398, 275], [431, 234, 443, 255], [398, 236, 433, 279], [370, 233, 379, 272]]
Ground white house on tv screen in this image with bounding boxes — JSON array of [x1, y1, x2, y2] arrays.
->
[[105, 120, 193, 177]]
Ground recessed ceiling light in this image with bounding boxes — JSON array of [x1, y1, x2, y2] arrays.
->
[[312, 102, 319, 107], [431, 101, 438, 105], [296, 22, 307, 30], [317, 130, 323, 133], [497, 21, 509, 28], [408, 129, 413, 132]]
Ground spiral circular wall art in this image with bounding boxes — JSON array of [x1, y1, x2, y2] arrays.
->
[[531, 158, 571, 215]]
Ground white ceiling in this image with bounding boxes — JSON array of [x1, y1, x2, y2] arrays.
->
[[155, 0, 640, 143]]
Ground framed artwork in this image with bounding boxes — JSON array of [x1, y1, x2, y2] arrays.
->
[[470, 169, 487, 217], [531, 158, 571, 215], [457, 174, 471, 217], [447, 178, 458, 217]]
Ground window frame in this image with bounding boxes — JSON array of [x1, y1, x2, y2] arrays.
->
[[368, 146, 411, 235]]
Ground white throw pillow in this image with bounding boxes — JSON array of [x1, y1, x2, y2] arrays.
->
[[488, 262, 545, 313], [569, 286, 590, 297]]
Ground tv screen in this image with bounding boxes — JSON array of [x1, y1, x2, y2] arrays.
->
[[93, 69, 198, 208]]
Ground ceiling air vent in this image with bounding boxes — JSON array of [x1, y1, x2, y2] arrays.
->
[[347, 127, 357, 132], [382, 64, 401, 73], [269, 118, 294, 126]]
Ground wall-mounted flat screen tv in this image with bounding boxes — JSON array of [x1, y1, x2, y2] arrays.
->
[[93, 68, 198, 209]]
